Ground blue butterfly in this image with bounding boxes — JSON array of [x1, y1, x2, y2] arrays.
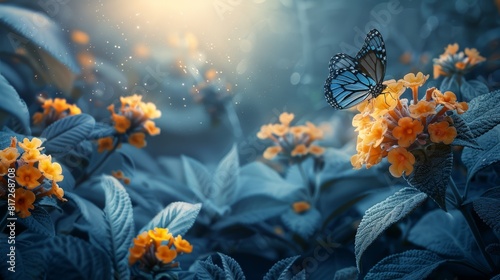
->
[[324, 29, 387, 110]]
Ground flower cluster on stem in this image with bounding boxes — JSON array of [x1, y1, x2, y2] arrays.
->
[[433, 43, 485, 79]]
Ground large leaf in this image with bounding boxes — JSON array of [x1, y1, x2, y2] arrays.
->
[[41, 114, 95, 156], [460, 90, 500, 138], [405, 144, 452, 210], [191, 256, 227, 280], [101, 176, 135, 279], [450, 113, 480, 149], [213, 195, 288, 230], [0, 5, 79, 92], [408, 210, 477, 259], [460, 79, 489, 101], [364, 250, 446, 280], [140, 202, 201, 236], [281, 207, 322, 239], [473, 187, 500, 234], [182, 155, 213, 201], [355, 187, 428, 271], [0, 73, 30, 134], [26, 236, 112, 279], [263, 256, 300, 280], [219, 253, 246, 280], [17, 207, 55, 237], [439, 75, 459, 94], [462, 127, 500, 183], [213, 145, 239, 206]]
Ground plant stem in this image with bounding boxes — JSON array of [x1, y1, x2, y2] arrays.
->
[[76, 138, 120, 185], [448, 177, 495, 271]]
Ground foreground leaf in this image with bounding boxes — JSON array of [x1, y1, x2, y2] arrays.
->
[[462, 127, 500, 183], [41, 114, 95, 156], [355, 187, 428, 271], [364, 250, 445, 280], [460, 90, 500, 138], [450, 113, 480, 149], [405, 144, 452, 210], [473, 187, 500, 234], [263, 255, 299, 280], [0, 73, 30, 134], [101, 176, 135, 279], [219, 253, 246, 280], [140, 202, 201, 236]]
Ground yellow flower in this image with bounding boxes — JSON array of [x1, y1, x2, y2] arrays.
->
[[52, 98, 69, 113], [292, 201, 310, 214], [143, 120, 161, 136], [257, 124, 273, 139], [32, 112, 44, 125], [148, 227, 173, 247], [14, 188, 36, 218], [444, 43, 459, 55], [133, 232, 151, 247], [128, 245, 146, 266], [432, 90, 457, 110], [455, 102, 468, 114], [290, 126, 308, 138], [271, 124, 288, 137], [279, 112, 294, 126], [38, 156, 64, 182], [464, 48, 485, 65], [291, 144, 308, 157], [68, 104, 82, 115], [392, 117, 424, 148], [112, 114, 131, 134], [387, 147, 415, 178], [155, 246, 177, 264], [305, 122, 323, 140], [308, 145, 325, 156], [433, 64, 446, 79], [402, 72, 429, 88], [409, 100, 436, 118], [362, 119, 387, 147], [263, 146, 282, 160], [48, 181, 67, 202], [173, 235, 193, 254], [428, 121, 457, 144], [0, 147, 19, 165], [455, 61, 466, 70], [120, 94, 143, 108], [0, 162, 9, 176], [97, 137, 114, 153], [140, 102, 162, 119], [42, 99, 53, 113], [21, 148, 45, 163], [16, 165, 42, 189], [18, 138, 43, 151], [129, 132, 146, 149]]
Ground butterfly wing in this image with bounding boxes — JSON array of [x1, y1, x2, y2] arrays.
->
[[356, 29, 386, 84], [324, 68, 378, 109]]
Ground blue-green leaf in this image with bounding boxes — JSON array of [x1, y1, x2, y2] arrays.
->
[[101, 176, 135, 279], [405, 144, 452, 210], [213, 145, 239, 206], [27, 236, 112, 279], [462, 127, 500, 183], [263, 256, 299, 280], [89, 122, 116, 139], [41, 114, 95, 156], [408, 210, 476, 259], [182, 155, 213, 201], [364, 250, 445, 280], [333, 267, 358, 280], [219, 253, 246, 280], [291, 270, 305, 280], [191, 256, 226, 280], [0, 73, 30, 134], [491, 274, 500, 280], [450, 113, 480, 149], [140, 202, 201, 236], [355, 187, 428, 271], [460, 90, 500, 138], [213, 195, 288, 230], [17, 207, 54, 237], [0, 5, 79, 72], [440, 75, 459, 93], [473, 187, 500, 234], [460, 79, 489, 101]]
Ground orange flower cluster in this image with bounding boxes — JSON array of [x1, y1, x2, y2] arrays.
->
[[98, 94, 161, 151], [352, 72, 468, 178], [33, 97, 82, 126], [0, 137, 66, 218], [111, 170, 130, 185], [257, 112, 325, 161], [129, 228, 193, 271], [433, 43, 486, 79]]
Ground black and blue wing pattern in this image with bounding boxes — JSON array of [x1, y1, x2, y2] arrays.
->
[[324, 29, 387, 110]]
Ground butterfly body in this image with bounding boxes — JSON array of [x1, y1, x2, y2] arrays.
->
[[324, 29, 387, 110]]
